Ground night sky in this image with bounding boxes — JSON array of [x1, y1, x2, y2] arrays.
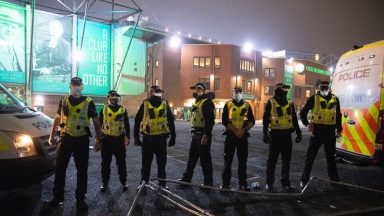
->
[[137, 0, 384, 56]]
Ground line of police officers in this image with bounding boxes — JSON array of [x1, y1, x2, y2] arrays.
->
[[47, 77, 342, 211]]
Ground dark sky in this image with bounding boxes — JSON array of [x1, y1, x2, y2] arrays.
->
[[137, 0, 384, 56]]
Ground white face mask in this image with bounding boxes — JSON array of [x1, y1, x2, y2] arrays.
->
[[70, 85, 83, 96], [320, 90, 329, 96], [233, 93, 243, 102], [154, 92, 162, 97]]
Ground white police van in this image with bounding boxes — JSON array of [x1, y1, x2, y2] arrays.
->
[[0, 84, 56, 190]]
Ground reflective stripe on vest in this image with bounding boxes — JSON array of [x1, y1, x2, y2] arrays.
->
[[227, 100, 249, 129], [102, 105, 125, 136], [141, 100, 169, 135], [191, 98, 208, 128], [312, 94, 337, 125], [269, 98, 293, 130], [60, 96, 91, 137]]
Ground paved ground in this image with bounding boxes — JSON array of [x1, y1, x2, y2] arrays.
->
[[1, 120, 384, 216]]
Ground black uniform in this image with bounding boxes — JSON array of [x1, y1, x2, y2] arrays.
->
[[53, 96, 97, 202], [134, 96, 176, 187], [300, 92, 342, 184], [263, 96, 301, 187], [222, 99, 255, 188], [181, 94, 215, 185], [99, 105, 130, 186]]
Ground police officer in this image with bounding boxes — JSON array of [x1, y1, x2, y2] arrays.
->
[[179, 83, 215, 186], [263, 83, 302, 191], [48, 77, 102, 210], [221, 87, 255, 190], [98, 90, 130, 192], [300, 81, 342, 188], [134, 86, 176, 188]]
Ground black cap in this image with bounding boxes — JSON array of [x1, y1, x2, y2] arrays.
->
[[108, 90, 120, 97], [233, 86, 242, 93], [320, 81, 330, 90], [275, 83, 290, 90], [70, 77, 83, 85], [150, 85, 164, 93], [190, 82, 206, 91]]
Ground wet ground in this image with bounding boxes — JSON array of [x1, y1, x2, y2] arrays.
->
[[1, 120, 384, 215]]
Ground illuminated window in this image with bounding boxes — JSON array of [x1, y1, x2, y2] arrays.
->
[[264, 86, 274, 96], [155, 79, 159, 86], [155, 60, 159, 68], [247, 81, 252, 93], [193, 57, 211, 69], [240, 59, 255, 72], [193, 57, 199, 68], [264, 68, 275, 79], [306, 90, 311, 98], [205, 57, 211, 68], [214, 57, 221, 69]]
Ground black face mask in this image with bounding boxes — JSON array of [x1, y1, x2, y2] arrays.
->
[[109, 98, 119, 105], [275, 88, 288, 98], [192, 92, 198, 98]]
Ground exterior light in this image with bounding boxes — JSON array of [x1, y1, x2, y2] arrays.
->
[[168, 36, 181, 48], [165, 28, 169, 32], [329, 67, 334, 72], [72, 49, 84, 62], [242, 41, 253, 53], [295, 63, 305, 73], [315, 54, 320, 61], [188, 33, 192, 38], [177, 31, 181, 35], [208, 38, 212, 42], [198, 36, 202, 40], [218, 41, 221, 44], [287, 58, 294, 64]]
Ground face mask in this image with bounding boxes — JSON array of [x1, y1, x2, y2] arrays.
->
[[109, 97, 119, 105], [192, 92, 198, 98], [154, 92, 162, 97], [70, 85, 83, 96], [233, 93, 243, 102], [320, 90, 329, 96], [275, 88, 287, 98]]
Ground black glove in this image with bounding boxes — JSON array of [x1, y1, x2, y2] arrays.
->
[[168, 136, 176, 147], [263, 132, 270, 144], [295, 132, 302, 143], [134, 137, 143, 146]]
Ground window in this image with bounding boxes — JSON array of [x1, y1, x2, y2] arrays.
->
[[155, 79, 158, 86], [242, 80, 247, 92], [214, 78, 220, 90], [193, 57, 211, 69], [306, 90, 311, 98], [264, 68, 275, 79], [264, 86, 274, 96], [198, 78, 210, 90], [155, 60, 159, 68], [295, 86, 301, 98], [214, 57, 221, 69], [247, 81, 252, 93], [240, 59, 255, 72]]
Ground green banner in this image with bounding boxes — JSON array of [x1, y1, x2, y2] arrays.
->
[[284, 64, 294, 99], [77, 20, 111, 96], [0, 1, 25, 84], [113, 26, 146, 95], [32, 10, 73, 93]]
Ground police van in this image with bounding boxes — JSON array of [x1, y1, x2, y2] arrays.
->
[[332, 40, 384, 166], [0, 84, 56, 189]]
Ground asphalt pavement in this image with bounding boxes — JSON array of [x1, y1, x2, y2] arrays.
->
[[1, 120, 384, 216]]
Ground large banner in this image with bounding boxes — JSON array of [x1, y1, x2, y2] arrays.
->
[[113, 26, 146, 95], [0, 1, 25, 84], [77, 20, 110, 96], [32, 10, 72, 93]]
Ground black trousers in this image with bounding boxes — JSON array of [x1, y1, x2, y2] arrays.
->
[[101, 135, 127, 185], [301, 128, 339, 183], [141, 134, 167, 186], [266, 130, 292, 186], [53, 135, 89, 201], [182, 132, 213, 185], [222, 133, 248, 187]]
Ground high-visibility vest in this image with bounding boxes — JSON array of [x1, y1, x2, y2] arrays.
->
[[269, 98, 293, 130], [141, 100, 169, 135], [60, 96, 91, 137], [226, 100, 249, 129], [191, 98, 208, 128], [311, 94, 337, 125], [102, 105, 125, 136]]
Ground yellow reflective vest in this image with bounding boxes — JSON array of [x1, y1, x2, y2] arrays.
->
[[311, 94, 337, 125], [102, 105, 125, 136], [141, 100, 169, 135], [60, 96, 91, 137], [226, 100, 249, 129], [191, 98, 208, 128], [269, 98, 293, 130]]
